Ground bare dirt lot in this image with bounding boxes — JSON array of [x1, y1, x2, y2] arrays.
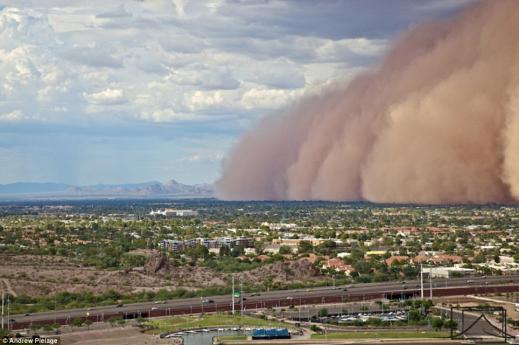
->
[[0, 253, 322, 297], [59, 326, 170, 345], [0, 254, 178, 296]]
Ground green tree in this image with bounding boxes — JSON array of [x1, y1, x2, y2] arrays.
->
[[72, 318, 85, 327], [230, 245, 244, 257], [219, 245, 231, 256], [408, 309, 421, 322], [310, 325, 322, 332], [279, 245, 292, 255], [444, 319, 458, 331], [122, 254, 146, 268], [431, 317, 444, 331], [186, 244, 209, 260], [316, 240, 336, 255], [298, 240, 313, 254]]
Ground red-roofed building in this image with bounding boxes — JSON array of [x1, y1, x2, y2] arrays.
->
[[413, 254, 462, 265], [413, 255, 429, 264], [385, 255, 410, 266], [322, 258, 354, 275], [431, 254, 463, 264]]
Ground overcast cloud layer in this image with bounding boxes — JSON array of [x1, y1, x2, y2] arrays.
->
[[0, 0, 473, 185]]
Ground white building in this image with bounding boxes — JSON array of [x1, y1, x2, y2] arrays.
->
[[261, 222, 297, 230], [499, 256, 515, 264], [149, 209, 198, 217], [426, 266, 476, 278], [244, 248, 257, 256], [477, 260, 519, 273], [263, 245, 280, 255]]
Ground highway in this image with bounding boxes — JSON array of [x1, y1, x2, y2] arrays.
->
[[8, 274, 519, 330]]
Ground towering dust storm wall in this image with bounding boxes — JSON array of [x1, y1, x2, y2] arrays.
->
[[217, 0, 519, 204]]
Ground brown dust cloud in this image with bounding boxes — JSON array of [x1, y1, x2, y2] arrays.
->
[[217, 0, 519, 204]]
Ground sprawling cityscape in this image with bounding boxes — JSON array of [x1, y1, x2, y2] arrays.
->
[[0, 200, 518, 344]]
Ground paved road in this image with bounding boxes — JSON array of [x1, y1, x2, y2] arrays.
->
[[8, 274, 519, 330]]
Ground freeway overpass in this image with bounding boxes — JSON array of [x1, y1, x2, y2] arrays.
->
[[7, 274, 519, 330]]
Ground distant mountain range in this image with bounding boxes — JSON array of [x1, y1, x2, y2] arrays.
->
[[0, 180, 214, 199]]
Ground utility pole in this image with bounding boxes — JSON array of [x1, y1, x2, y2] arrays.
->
[[240, 279, 243, 316], [420, 264, 424, 300], [429, 267, 433, 299], [232, 275, 235, 315], [7, 295, 9, 331], [1, 291, 4, 330]]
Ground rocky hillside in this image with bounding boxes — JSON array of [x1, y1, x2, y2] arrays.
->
[[144, 253, 322, 289], [237, 259, 322, 285]]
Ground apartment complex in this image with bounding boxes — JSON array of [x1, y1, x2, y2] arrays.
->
[[160, 237, 254, 252]]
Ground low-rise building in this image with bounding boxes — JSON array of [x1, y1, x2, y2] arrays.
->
[[413, 254, 463, 265], [499, 255, 515, 264], [244, 247, 257, 256], [150, 209, 198, 217], [365, 250, 387, 258], [263, 245, 281, 255], [426, 266, 476, 278], [261, 222, 297, 230], [159, 237, 254, 252], [322, 258, 355, 275], [385, 255, 410, 266], [476, 260, 519, 273], [272, 237, 341, 247], [159, 239, 186, 251]]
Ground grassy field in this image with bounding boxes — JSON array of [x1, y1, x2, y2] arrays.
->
[[311, 331, 450, 340], [146, 313, 291, 334]]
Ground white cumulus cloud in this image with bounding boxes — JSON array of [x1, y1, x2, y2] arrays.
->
[[83, 88, 126, 105], [0, 109, 24, 122], [0, 0, 470, 128]]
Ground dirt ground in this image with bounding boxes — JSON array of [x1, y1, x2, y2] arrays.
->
[[0, 254, 180, 296], [0, 253, 322, 297], [59, 326, 171, 345]]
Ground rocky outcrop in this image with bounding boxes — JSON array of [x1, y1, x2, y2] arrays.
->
[[237, 258, 322, 284], [144, 252, 169, 274]]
